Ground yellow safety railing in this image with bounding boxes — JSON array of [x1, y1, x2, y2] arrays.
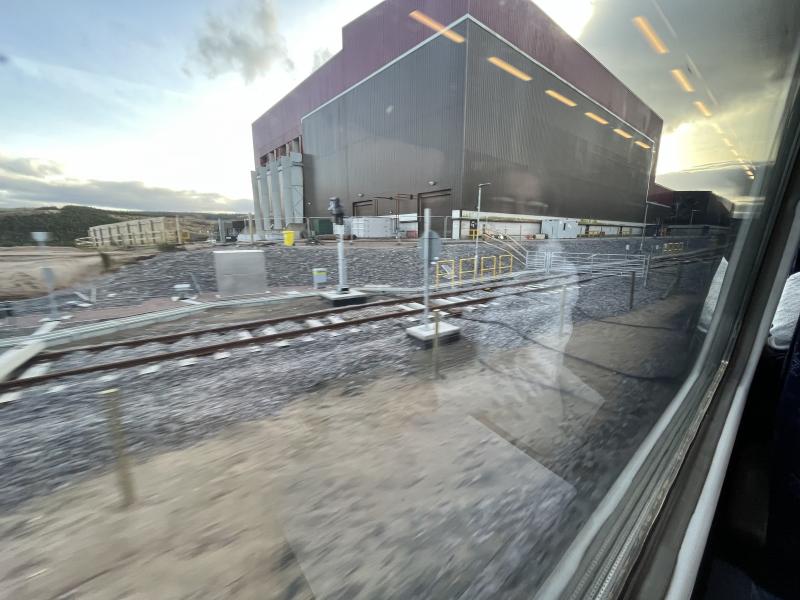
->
[[435, 254, 514, 286], [435, 259, 455, 286], [498, 254, 513, 274], [480, 256, 497, 279], [459, 257, 477, 284]]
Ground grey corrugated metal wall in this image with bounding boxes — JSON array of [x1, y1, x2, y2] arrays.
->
[[461, 20, 654, 222], [301, 18, 656, 223], [301, 22, 468, 218]]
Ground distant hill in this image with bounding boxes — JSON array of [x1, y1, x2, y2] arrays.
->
[[0, 205, 219, 246]]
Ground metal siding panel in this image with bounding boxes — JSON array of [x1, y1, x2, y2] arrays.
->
[[253, 0, 661, 166], [252, 0, 468, 161], [462, 21, 653, 223], [467, 0, 662, 140], [302, 25, 467, 218]]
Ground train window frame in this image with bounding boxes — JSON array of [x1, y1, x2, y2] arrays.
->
[[535, 66, 800, 599]]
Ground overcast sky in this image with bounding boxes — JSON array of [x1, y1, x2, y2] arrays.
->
[[0, 0, 797, 213]]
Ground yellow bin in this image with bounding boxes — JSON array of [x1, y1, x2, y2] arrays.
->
[[282, 230, 295, 246]]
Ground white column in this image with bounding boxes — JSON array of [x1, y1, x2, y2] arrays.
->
[[268, 162, 282, 229], [250, 170, 264, 237], [257, 166, 271, 231]]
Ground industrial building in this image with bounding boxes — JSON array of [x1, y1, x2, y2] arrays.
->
[[250, 0, 663, 238]]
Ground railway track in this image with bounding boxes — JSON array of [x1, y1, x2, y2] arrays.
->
[[0, 248, 722, 394]]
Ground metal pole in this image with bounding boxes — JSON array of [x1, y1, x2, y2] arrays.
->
[[190, 273, 202, 295], [337, 230, 348, 292], [100, 388, 135, 508], [248, 212, 255, 246], [629, 271, 636, 310], [423, 208, 431, 327], [218, 218, 224, 243], [433, 310, 440, 379], [175, 215, 182, 245], [474, 185, 482, 265], [640, 200, 649, 251]]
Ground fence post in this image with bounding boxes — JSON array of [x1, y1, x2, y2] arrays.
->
[[629, 271, 636, 310], [100, 388, 135, 508], [432, 310, 441, 379]]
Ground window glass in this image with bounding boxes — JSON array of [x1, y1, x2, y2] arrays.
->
[[0, 1, 798, 598]]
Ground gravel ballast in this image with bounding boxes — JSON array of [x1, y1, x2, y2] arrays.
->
[[0, 256, 715, 512]]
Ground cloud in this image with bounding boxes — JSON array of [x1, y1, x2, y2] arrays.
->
[[0, 53, 8, 65], [0, 154, 250, 213], [0, 155, 62, 178], [657, 165, 759, 201], [312, 47, 333, 72], [185, 0, 293, 83]]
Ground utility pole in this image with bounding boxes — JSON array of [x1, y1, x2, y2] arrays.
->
[[639, 200, 649, 252], [474, 182, 491, 269], [328, 197, 348, 293]]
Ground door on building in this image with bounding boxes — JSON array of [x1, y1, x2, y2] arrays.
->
[[352, 200, 375, 216], [418, 189, 452, 236]]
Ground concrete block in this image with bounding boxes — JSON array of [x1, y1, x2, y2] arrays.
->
[[320, 289, 368, 306], [405, 321, 461, 346]]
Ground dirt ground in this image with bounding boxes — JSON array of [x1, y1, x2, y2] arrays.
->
[[0, 246, 160, 300], [0, 292, 697, 599]]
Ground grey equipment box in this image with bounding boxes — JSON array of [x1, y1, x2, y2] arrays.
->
[[213, 250, 267, 297]]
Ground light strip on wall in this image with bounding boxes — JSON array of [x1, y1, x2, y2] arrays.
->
[[487, 56, 532, 81], [632, 16, 669, 54], [670, 68, 694, 92], [613, 128, 633, 139], [585, 112, 609, 125], [545, 89, 577, 107], [408, 10, 465, 43], [635, 140, 651, 149], [694, 100, 712, 117]]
